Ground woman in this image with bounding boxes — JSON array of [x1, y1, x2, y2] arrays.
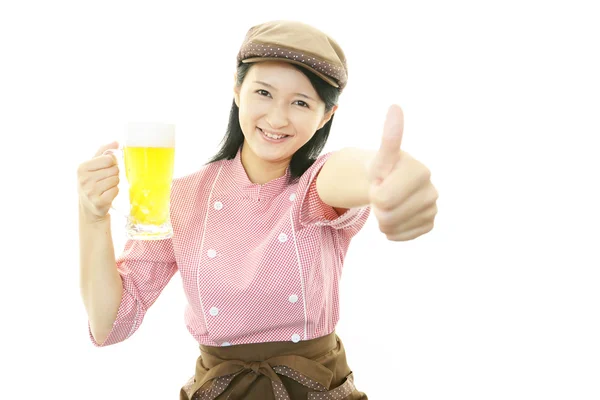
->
[[77, 20, 438, 399]]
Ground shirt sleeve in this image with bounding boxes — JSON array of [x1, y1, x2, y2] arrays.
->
[[297, 151, 371, 237], [88, 237, 177, 347]]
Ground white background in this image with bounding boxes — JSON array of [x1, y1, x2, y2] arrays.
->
[[1, 0, 599, 399]]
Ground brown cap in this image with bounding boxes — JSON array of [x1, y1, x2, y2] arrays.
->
[[237, 20, 348, 91]]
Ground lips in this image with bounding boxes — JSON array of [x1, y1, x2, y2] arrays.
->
[[258, 127, 291, 140]]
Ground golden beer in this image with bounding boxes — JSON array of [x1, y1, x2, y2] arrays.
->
[[124, 146, 175, 226], [121, 122, 175, 240]]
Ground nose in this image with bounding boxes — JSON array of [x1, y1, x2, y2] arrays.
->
[[265, 103, 289, 130]]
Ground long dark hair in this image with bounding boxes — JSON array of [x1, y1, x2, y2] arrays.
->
[[205, 62, 341, 181]]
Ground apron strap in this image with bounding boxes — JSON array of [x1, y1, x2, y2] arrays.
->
[[185, 354, 334, 400]]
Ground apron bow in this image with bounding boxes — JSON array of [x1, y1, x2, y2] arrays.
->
[[183, 353, 334, 400]]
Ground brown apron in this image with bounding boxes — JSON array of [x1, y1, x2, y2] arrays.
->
[[180, 331, 368, 399]]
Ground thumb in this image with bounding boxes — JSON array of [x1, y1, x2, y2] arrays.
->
[[369, 104, 404, 185], [94, 141, 120, 158]]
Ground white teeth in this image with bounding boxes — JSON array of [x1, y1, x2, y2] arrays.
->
[[260, 129, 287, 140]]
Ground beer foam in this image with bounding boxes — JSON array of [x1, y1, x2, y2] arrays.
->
[[126, 122, 175, 148]]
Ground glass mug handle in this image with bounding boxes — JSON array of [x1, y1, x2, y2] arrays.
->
[[102, 147, 130, 220], [102, 146, 129, 218]]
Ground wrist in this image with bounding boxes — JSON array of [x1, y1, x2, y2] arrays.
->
[[78, 200, 111, 226]]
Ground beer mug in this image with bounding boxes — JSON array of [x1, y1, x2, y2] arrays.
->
[[104, 122, 176, 240]]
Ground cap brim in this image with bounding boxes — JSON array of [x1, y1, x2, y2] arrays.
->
[[242, 57, 340, 88]]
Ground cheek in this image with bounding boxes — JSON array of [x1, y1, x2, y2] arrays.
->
[[238, 106, 255, 127], [292, 114, 321, 136], [241, 102, 266, 125]]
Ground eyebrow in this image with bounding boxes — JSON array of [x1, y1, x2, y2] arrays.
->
[[253, 80, 316, 102]]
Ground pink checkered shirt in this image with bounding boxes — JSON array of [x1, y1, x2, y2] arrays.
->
[[88, 146, 370, 347]]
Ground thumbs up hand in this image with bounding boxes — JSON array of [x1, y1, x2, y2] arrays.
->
[[367, 105, 438, 241]]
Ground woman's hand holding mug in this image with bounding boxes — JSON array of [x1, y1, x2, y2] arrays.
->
[[77, 141, 121, 223]]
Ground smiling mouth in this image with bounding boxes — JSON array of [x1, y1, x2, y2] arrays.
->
[[258, 128, 291, 140]]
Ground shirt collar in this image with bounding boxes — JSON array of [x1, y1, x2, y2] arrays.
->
[[230, 146, 291, 201]]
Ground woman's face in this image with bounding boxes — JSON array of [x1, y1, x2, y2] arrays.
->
[[234, 61, 336, 164]]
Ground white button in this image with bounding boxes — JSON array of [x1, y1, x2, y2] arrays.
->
[[291, 334, 301, 343], [289, 294, 299, 303], [209, 307, 219, 316], [278, 233, 288, 242], [289, 193, 296, 201], [207, 249, 217, 258], [214, 201, 223, 210], [221, 342, 231, 347]]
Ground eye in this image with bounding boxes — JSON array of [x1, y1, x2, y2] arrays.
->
[[294, 100, 309, 108], [256, 89, 271, 97]]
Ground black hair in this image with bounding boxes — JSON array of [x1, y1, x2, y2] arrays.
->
[[204, 61, 341, 181]]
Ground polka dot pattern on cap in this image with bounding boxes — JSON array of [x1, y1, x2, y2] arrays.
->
[[238, 42, 347, 89]]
